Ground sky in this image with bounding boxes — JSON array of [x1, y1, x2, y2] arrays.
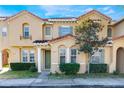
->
[[0, 5, 124, 20]]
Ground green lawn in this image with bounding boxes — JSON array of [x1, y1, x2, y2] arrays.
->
[[48, 73, 124, 79], [0, 71, 39, 79]]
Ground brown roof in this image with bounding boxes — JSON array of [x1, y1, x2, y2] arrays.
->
[[48, 17, 77, 19], [49, 34, 75, 43], [111, 18, 124, 26], [78, 10, 112, 20], [113, 35, 124, 40], [1, 10, 112, 22]]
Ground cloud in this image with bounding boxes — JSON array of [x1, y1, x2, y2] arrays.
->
[[0, 7, 17, 16], [105, 9, 115, 14], [98, 6, 115, 15], [40, 6, 93, 17], [0, 8, 10, 16], [102, 6, 110, 11], [40, 6, 74, 16], [83, 8, 93, 13]]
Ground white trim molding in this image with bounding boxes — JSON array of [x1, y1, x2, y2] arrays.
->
[[66, 48, 70, 63], [0, 50, 2, 71], [37, 47, 42, 73]]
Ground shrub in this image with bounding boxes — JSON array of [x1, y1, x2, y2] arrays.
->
[[29, 66, 37, 72], [59, 63, 80, 75], [113, 70, 119, 75], [10, 63, 35, 71], [89, 63, 108, 73]]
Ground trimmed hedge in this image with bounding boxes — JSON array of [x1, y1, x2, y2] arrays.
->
[[89, 63, 108, 73], [29, 66, 37, 72], [10, 63, 35, 71], [59, 63, 80, 75]]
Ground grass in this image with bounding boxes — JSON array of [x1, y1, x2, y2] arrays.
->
[[0, 70, 39, 79], [48, 73, 124, 79]]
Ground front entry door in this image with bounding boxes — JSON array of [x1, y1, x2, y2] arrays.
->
[[45, 50, 51, 69]]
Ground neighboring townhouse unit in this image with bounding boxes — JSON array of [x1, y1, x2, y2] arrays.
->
[[0, 9, 123, 73]]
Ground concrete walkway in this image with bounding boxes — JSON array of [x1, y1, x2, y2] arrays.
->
[[1, 71, 124, 87]]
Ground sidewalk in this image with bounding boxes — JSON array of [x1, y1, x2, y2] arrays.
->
[[1, 70, 124, 88], [1, 77, 124, 87]]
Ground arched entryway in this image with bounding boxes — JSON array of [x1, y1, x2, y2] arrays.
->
[[116, 47, 124, 73], [2, 49, 9, 66]]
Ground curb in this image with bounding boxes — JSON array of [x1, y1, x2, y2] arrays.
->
[[1, 85, 124, 88]]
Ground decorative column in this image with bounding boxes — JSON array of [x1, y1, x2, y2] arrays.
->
[[0, 51, 2, 71], [66, 48, 70, 63], [37, 47, 41, 73]]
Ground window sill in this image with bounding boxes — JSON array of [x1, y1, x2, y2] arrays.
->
[[20, 36, 32, 40]]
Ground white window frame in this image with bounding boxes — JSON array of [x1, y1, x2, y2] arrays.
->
[[29, 50, 35, 63], [59, 25, 73, 36], [59, 47, 66, 64], [44, 26, 52, 36], [91, 48, 104, 64], [2, 27, 7, 37], [70, 48, 77, 63], [22, 50, 28, 63], [23, 24, 30, 38], [21, 49, 35, 63]]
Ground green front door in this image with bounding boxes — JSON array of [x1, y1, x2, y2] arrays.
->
[[45, 50, 51, 69]]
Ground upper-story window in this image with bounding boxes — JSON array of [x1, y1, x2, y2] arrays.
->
[[59, 26, 73, 36], [2, 27, 7, 37], [23, 23, 30, 38], [45, 27, 51, 36], [107, 27, 112, 37]]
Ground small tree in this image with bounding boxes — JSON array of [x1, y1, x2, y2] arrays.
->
[[75, 19, 108, 73]]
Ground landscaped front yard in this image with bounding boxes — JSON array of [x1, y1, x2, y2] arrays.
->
[[0, 70, 39, 79], [48, 73, 124, 79]]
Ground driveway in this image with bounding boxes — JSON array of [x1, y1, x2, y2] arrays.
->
[[1, 71, 124, 88]]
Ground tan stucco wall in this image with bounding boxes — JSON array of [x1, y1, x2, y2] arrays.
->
[[78, 12, 110, 40], [50, 37, 88, 73], [0, 10, 115, 73], [113, 21, 124, 37], [44, 22, 77, 39], [109, 38, 124, 73]]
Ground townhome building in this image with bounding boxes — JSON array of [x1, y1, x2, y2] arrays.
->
[[0, 10, 124, 73]]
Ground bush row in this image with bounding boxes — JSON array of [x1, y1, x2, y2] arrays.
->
[[10, 63, 36, 71], [89, 63, 108, 73], [59, 63, 80, 75]]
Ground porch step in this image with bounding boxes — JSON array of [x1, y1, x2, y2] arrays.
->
[[38, 70, 50, 79]]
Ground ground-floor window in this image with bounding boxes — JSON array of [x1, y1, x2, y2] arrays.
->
[[59, 47, 66, 64], [91, 48, 104, 63], [71, 48, 77, 63], [59, 46, 77, 63], [22, 49, 35, 63], [22, 50, 28, 62], [29, 50, 35, 62]]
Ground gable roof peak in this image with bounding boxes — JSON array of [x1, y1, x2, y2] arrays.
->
[[4, 10, 44, 21], [78, 9, 112, 20]]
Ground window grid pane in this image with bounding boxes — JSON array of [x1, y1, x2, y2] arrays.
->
[[22, 50, 28, 62], [91, 49, 104, 63], [45, 27, 51, 35], [23, 25, 29, 38], [2, 31, 7, 37], [71, 49, 77, 63], [59, 48, 66, 64], [59, 26, 73, 36], [30, 52, 35, 62]]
